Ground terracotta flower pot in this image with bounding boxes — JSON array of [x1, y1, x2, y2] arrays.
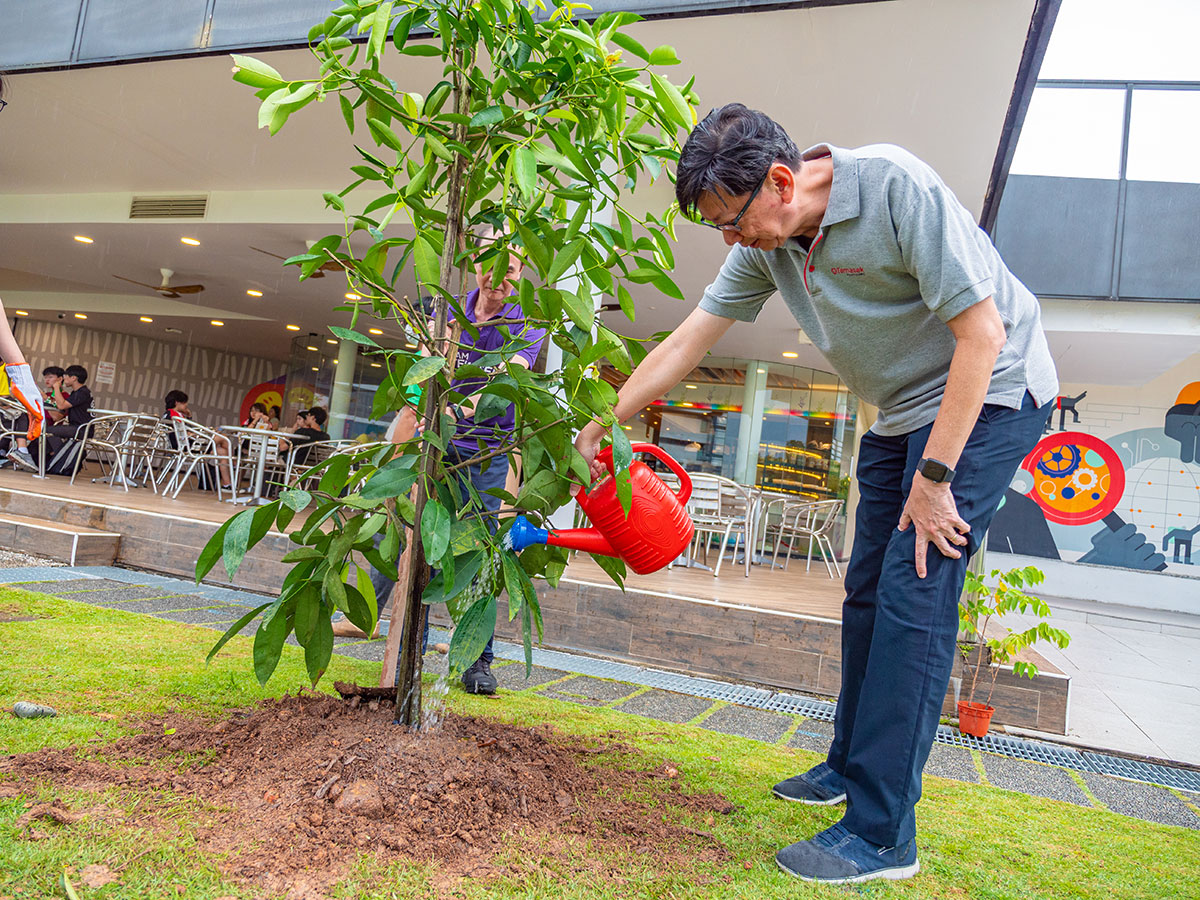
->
[[957, 700, 995, 738]]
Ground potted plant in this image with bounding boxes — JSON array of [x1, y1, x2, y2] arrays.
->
[[956, 565, 1071, 737]]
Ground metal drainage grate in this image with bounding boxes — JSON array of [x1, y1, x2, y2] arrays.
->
[[493, 638, 1200, 796]]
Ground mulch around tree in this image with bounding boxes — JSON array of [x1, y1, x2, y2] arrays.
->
[[2, 690, 735, 898]]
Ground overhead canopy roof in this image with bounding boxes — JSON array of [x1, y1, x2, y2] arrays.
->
[[0, 0, 1040, 364]]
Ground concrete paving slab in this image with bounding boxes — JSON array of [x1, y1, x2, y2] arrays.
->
[[981, 754, 1091, 806], [125, 595, 238, 613], [27, 578, 126, 594], [202, 619, 259, 638], [542, 675, 641, 707], [52, 586, 184, 605], [151, 608, 248, 625], [701, 704, 794, 744], [69, 566, 176, 584], [787, 717, 835, 754], [612, 688, 715, 724], [923, 743, 981, 783], [495, 662, 568, 691], [1081, 772, 1200, 830], [0, 566, 75, 583]]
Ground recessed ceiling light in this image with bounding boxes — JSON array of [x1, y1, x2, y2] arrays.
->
[[14, 310, 28, 316], [370, 362, 382, 368], [345, 293, 361, 300], [326, 338, 337, 345], [139, 316, 153, 323], [311, 366, 319, 371], [306, 345, 318, 352], [782, 351, 799, 359], [685, 384, 697, 390], [74, 313, 88, 319], [757, 368, 765, 374], [210, 320, 224, 327], [368, 328, 383, 335], [246, 289, 263, 297], [73, 235, 94, 244], [180, 237, 200, 246], [405, 342, 418, 349], [286, 324, 300, 331]]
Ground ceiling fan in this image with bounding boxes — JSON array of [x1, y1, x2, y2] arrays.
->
[[251, 244, 341, 277], [113, 268, 204, 298]]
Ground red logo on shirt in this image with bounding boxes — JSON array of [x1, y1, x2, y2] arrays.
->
[[831, 267, 864, 276]]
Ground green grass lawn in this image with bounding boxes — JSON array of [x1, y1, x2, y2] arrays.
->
[[2, 586, 1198, 900]]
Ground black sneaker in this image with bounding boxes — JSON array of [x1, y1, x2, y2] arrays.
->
[[772, 761, 847, 805], [461, 658, 498, 695]]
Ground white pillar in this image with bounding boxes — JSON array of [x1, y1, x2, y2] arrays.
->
[[327, 338, 358, 440], [734, 362, 769, 485]]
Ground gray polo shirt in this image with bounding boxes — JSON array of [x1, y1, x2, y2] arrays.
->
[[698, 143, 1059, 436]]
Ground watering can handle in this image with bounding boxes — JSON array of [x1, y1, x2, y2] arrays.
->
[[594, 442, 692, 505]]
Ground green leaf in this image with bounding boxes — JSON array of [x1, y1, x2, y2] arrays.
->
[[362, 463, 418, 501], [195, 517, 232, 582], [448, 593, 496, 676], [318, 453, 352, 495], [617, 284, 635, 321], [305, 613, 334, 686], [342, 583, 375, 635], [401, 42, 442, 56], [531, 142, 585, 180], [561, 286, 594, 331], [338, 92, 356, 133], [329, 325, 380, 348], [253, 608, 290, 685], [611, 420, 633, 472], [205, 602, 270, 664], [292, 582, 322, 645], [544, 237, 587, 285], [323, 566, 348, 611], [420, 498, 451, 563], [515, 468, 561, 513], [403, 355, 446, 386], [609, 32, 649, 61], [367, 116, 405, 151], [592, 552, 627, 590], [280, 488, 312, 511], [650, 72, 692, 131], [501, 551, 535, 622], [222, 508, 255, 580], [231, 54, 285, 89], [512, 146, 536, 201], [469, 105, 505, 128], [413, 234, 441, 286], [368, 1, 393, 60], [648, 44, 680, 66]]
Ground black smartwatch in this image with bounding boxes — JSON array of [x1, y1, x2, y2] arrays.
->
[[917, 457, 955, 484]]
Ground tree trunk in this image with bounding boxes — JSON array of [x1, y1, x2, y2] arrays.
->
[[392, 43, 472, 727]]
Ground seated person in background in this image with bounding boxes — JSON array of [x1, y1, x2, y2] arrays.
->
[[268, 404, 281, 430], [163, 389, 233, 491], [279, 406, 330, 465], [242, 402, 272, 430], [12, 365, 93, 471], [5, 366, 64, 464]]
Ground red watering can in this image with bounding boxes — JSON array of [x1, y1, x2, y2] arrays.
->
[[508, 443, 694, 574]]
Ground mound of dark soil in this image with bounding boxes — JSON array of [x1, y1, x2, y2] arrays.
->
[[2, 691, 735, 898]]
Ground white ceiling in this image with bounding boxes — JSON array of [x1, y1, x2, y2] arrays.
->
[[0, 0, 1039, 367]]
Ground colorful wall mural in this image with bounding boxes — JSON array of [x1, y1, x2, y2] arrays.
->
[[989, 378, 1200, 577]]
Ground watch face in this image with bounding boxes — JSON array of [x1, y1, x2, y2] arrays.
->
[[922, 459, 948, 481]]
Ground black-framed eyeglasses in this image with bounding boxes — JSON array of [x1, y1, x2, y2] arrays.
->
[[694, 176, 766, 232]]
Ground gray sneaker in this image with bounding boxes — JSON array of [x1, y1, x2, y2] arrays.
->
[[772, 761, 847, 805], [9, 447, 37, 472]]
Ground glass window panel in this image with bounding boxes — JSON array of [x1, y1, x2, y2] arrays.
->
[[1126, 90, 1200, 184], [1009, 88, 1125, 179], [1039, 0, 1200, 81]]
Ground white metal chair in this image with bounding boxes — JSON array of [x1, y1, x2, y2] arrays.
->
[[163, 417, 235, 500], [686, 473, 754, 577], [69, 412, 143, 490], [771, 498, 844, 578]]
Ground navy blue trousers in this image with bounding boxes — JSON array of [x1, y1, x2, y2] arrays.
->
[[830, 393, 1049, 846], [371, 445, 508, 665]]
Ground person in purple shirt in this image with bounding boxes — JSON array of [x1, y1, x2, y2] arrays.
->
[[442, 227, 547, 694]]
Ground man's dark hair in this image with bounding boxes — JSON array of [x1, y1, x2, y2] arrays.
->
[[65, 364, 88, 384], [164, 389, 188, 410], [675, 103, 802, 218], [307, 406, 328, 428], [41, 366, 64, 378]]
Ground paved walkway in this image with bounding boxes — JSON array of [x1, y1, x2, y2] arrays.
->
[[3, 563, 1198, 834]]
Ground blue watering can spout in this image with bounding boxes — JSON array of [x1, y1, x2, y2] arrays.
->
[[507, 515, 549, 552]]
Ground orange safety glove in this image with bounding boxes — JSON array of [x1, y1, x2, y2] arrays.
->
[[5, 363, 45, 441]]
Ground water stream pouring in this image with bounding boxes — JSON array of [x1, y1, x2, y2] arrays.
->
[[508, 443, 693, 574]]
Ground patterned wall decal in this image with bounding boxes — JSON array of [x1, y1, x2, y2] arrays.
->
[[1165, 381, 1200, 464], [15, 320, 286, 428], [239, 377, 286, 424]]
